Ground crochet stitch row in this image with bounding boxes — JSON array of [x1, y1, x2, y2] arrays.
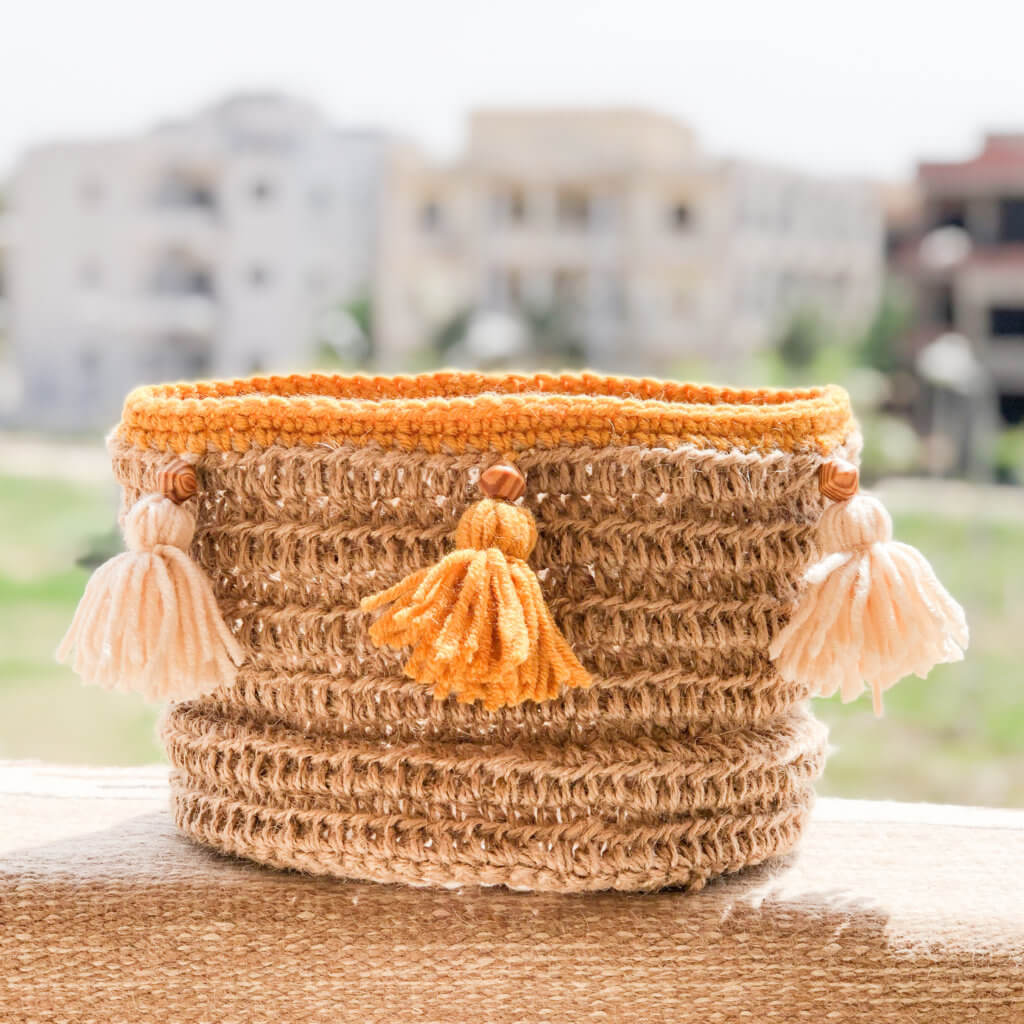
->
[[117, 371, 855, 455]]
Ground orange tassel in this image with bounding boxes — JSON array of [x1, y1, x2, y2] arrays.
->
[[361, 469, 591, 709]]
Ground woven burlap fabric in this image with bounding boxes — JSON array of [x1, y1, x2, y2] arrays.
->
[[3, 766, 1022, 1024], [110, 438, 842, 892]]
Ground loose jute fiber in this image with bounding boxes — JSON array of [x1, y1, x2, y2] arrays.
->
[[105, 372, 859, 892]]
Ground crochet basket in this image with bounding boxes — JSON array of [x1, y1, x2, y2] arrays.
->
[[70, 372, 964, 893]]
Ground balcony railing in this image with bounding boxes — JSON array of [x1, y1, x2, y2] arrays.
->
[[0, 760, 1021, 1021]]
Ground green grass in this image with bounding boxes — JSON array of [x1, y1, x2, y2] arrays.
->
[[0, 474, 163, 764], [816, 512, 1024, 806], [0, 470, 1021, 806]]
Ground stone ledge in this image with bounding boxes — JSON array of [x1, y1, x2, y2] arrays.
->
[[1, 761, 1022, 1023]]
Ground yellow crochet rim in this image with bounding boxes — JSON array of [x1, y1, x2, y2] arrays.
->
[[116, 371, 855, 455]]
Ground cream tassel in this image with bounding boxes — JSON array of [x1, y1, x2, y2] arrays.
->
[[58, 465, 244, 701], [769, 490, 968, 714]]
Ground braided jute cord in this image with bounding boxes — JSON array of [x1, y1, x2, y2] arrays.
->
[[109, 372, 859, 893]]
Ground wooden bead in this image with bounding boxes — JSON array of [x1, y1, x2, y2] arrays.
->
[[819, 459, 859, 502], [479, 463, 526, 502], [157, 458, 198, 504]]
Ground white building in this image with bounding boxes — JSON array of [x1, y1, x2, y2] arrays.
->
[[0, 209, 8, 339], [373, 109, 883, 374], [0, 206, 17, 418], [6, 94, 387, 431], [720, 160, 884, 360]]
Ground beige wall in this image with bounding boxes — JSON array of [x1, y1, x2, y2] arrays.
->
[[374, 110, 883, 374]]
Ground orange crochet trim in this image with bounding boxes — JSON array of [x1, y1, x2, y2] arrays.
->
[[116, 371, 855, 455]]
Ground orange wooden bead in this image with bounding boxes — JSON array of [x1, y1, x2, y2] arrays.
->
[[479, 463, 526, 502], [818, 459, 859, 502], [157, 458, 198, 504]]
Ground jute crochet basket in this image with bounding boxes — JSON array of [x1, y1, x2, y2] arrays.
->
[[66, 372, 966, 893]]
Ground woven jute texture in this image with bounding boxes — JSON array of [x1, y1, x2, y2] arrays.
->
[[108, 374, 858, 893]]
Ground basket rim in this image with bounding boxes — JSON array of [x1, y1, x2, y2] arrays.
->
[[116, 370, 855, 455]]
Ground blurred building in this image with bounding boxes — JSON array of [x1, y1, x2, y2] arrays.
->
[[901, 134, 1024, 423], [0, 205, 16, 416], [374, 109, 882, 373], [0, 208, 7, 337], [876, 180, 923, 259], [5, 94, 387, 431], [723, 160, 882, 363]]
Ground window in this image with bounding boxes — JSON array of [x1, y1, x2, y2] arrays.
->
[[484, 267, 503, 308], [776, 192, 797, 233], [506, 268, 523, 307], [160, 332, 212, 378], [309, 185, 332, 211], [508, 191, 526, 223], [80, 178, 105, 205], [774, 270, 798, 307], [248, 265, 270, 288], [79, 261, 103, 289], [307, 268, 327, 295], [593, 272, 624, 317], [184, 347, 211, 377], [672, 286, 693, 316], [188, 269, 215, 296], [191, 183, 216, 208], [556, 189, 590, 229], [935, 284, 956, 327], [152, 249, 215, 297], [998, 198, 1024, 243], [250, 179, 275, 202], [484, 267, 522, 310], [589, 195, 618, 232], [745, 270, 777, 313], [492, 188, 526, 227], [553, 268, 586, 308], [989, 306, 1024, 337], [156, 169, 217, 210], [669, 202, 692, 230], [420, 200, 442, 232], [999, 393, 1024, 424], [932, 199, 966, 232]]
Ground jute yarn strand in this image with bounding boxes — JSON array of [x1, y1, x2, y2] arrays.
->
[[110, 435, 849, 893]]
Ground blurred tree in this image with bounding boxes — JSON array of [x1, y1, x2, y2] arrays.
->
[[775, 309, 826, 371], [431, 307, 474, 358], [858, 411, 921, 483], [993, 425, 1024, 485], [855, 285, 913, 374], [315, 294, 374, 368], [428, 301, 586, 368], [345, 295, 373, 353], [78, 527, 124, 570], [520, 302, 586, 366]]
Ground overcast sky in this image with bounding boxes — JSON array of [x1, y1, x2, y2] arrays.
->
[[4, 0, 1024, 181]]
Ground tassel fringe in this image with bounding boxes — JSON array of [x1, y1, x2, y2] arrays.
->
[[362, 497, 591, 709], [769, 492, 968, 714], [58, 492, 244, 701]]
